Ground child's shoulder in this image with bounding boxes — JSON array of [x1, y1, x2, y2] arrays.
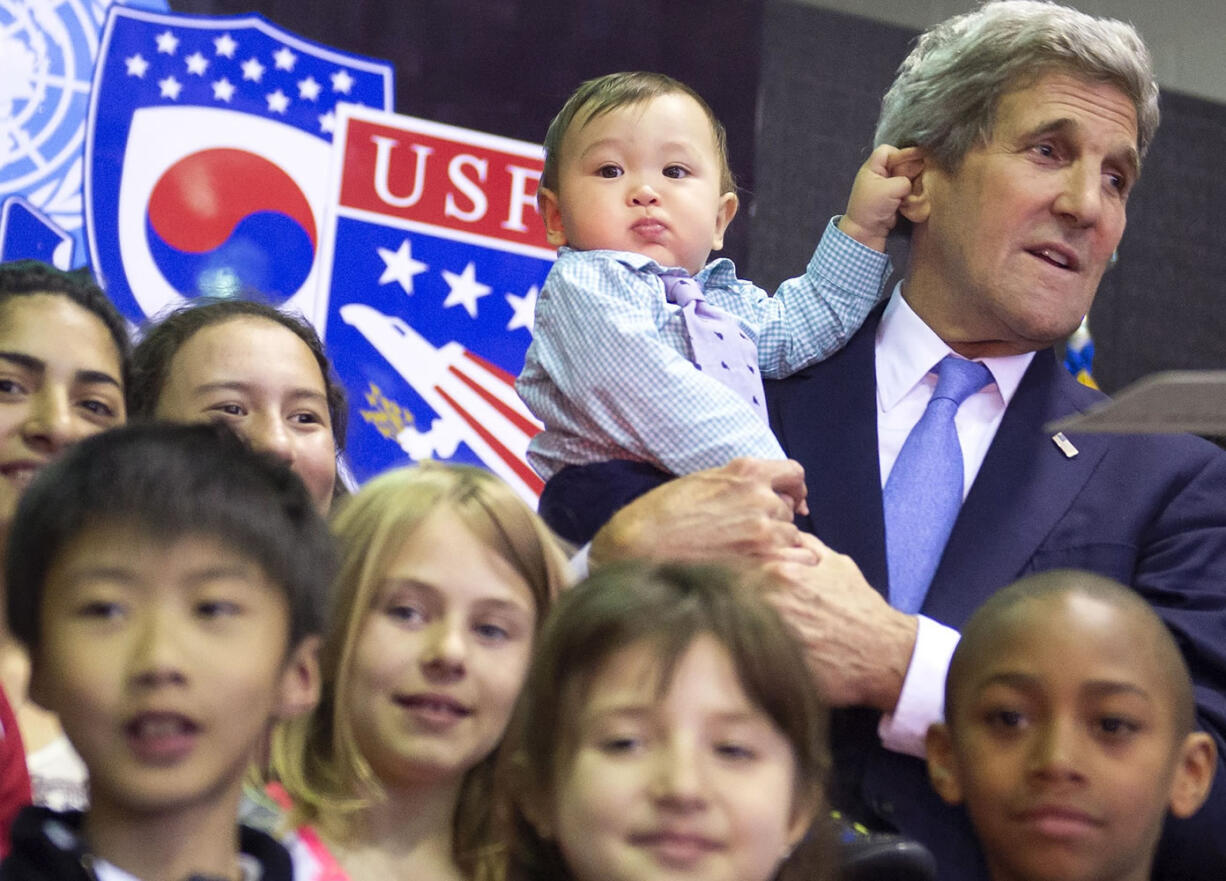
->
[[0, 806, 294, 881], [544, 249, 673, 307], [2, 805, 89, 881], [241, 784, 348, 881], [237, 824, 297, 881]]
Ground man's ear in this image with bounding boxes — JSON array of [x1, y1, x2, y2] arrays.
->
[[1168, 731, 1217, 818], [899, 152, 935, 225], [925, 722, 964, 805], [537, 187, 568, 247], [711, 192, 740, 252], [275, 635, 322, 721]]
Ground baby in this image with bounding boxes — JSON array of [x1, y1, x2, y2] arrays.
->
[[517, 71, 919, 543]]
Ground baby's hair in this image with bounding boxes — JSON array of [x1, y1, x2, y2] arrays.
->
[[269, 462, 571, 876], [4, 421, 334, 654], [540, 71, 736, 204], [128, 296, 348, 453], [497, 561, 831, 881], [946, 569, 1196, 735]]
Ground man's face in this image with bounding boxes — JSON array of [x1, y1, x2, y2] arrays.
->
[[906, 71, 1140, 358]]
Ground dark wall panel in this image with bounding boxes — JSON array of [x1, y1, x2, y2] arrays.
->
[[1090, 90, 1226, 392], [748, 1, 914, 291]]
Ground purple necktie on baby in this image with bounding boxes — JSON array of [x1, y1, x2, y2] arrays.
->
[[662, 274, 768, 422]]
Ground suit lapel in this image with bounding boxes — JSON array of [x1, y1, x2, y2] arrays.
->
[[922, 350, 1111, 625], [767, 309, 889, 594]]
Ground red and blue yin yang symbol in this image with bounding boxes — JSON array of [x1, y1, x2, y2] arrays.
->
[[146, 149, 316, 301]]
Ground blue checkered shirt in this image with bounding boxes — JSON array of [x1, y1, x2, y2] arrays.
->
[[517, 218, 890, 479]]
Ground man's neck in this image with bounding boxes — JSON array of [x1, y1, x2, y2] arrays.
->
[[900, 269, 1039, 360]]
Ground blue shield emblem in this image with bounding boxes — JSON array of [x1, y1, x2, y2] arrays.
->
[[85, 6, 393, 322]]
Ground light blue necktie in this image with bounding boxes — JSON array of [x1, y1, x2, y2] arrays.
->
[[663, 274, 769, 422], [883, 355, 993, 614]]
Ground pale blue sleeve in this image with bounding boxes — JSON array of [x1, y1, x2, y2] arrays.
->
[[742, 217, 891, 378]]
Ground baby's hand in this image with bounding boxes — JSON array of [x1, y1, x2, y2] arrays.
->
[[837, 144, 924, 253]]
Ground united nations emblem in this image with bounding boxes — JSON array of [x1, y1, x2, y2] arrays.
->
[[0, 0, 109, 264]]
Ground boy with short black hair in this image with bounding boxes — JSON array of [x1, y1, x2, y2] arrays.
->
[[1, 422, 332, 881], [926, 570, 1217, 881]]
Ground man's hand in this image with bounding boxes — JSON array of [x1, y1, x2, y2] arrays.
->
[[762, 537, 918, 712], [590, 458, 819, 567]]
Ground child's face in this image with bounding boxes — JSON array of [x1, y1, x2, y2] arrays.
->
[[154, 317, 337, 514], [0, 294, 125, 526], [927, 593, 1215, 881], [550, 634, 811, 881], [31, 524, 318, 819], [539, 92, 738, 276], [346, 507, 537, 788]]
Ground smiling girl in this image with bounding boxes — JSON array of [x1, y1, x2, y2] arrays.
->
[[0, 260, 130, 823], [497, 562, 833, 881], [265, 463, 570, 881]]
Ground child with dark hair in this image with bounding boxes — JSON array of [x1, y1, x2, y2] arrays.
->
[[497, 561, 833, 881], [0, 258, 132, 825], [1, 422, 331, 881], [926, 570, 1217, 881], [128, 297, 348, 514]]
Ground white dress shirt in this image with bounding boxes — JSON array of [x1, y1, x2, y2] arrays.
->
[[874, 287, 1033, 755]]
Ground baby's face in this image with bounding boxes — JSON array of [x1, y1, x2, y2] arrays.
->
[[930, 593, 1202, 881], [539, 92, 737, 276]]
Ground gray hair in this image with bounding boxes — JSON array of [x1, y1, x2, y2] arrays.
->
[[874, 0, 1159, 169]]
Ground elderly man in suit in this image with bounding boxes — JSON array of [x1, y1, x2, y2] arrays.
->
[[585, 3, 1226, 878]]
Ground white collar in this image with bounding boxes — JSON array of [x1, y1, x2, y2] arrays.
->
[[875, 284, 1034, 411]]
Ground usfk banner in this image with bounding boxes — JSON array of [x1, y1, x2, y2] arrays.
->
[[317, 104, 554, 503]]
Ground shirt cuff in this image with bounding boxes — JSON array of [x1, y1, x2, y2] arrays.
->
[[812, 216, 892, 302], [876, 615, 961, 757]]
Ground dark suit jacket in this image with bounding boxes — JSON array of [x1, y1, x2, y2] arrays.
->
[[766, 307, 1226, 880]]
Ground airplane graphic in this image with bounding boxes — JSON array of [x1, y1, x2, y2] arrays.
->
[[340, 302, 544, 503]]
